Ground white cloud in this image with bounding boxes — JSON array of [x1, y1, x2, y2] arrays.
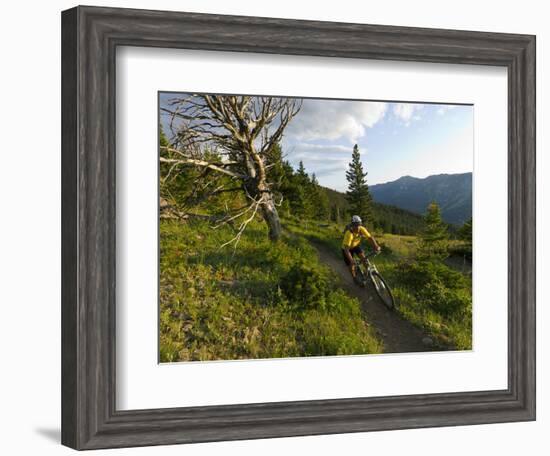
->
[[285, 142, 366, 167], [290, 143, 351, 154], [287, 146, 353, 171], [437, 105, 457, 116], [285, 142, 370, 190], [392, 103, 424, 126], [286, 99, 387, 143], [290, 152, 351, 166]]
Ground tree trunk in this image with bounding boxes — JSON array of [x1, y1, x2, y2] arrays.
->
[[260, 194, 282, 241]]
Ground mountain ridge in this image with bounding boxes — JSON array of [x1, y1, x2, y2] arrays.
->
[[369, 172, 472, 225]]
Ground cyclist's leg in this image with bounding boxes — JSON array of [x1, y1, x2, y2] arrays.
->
[[350, 247, 366, 285], [356, 247, 370, 270], [342, 248, 356, 278], [355, 247, 369, 287]]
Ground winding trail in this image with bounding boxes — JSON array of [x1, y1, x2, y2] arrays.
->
[[311, 240, 433, 354]]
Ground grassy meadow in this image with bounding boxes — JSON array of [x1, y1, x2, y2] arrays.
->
[[285, 219, 472, 350], [160, 215, 472, 362], [159, 218, 383, 362]]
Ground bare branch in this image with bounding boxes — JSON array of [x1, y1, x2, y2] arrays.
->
[[160, 156, 245, 179], [219, 196, 263, 250], [213, 199, 259, 229], [160, 148, 246, 180], [160, 94, 302, 244]]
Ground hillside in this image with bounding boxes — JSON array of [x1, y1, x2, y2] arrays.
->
[[160, 218, 383, 361], [370, 173, 472, 225], [322, 186, 425, 235]]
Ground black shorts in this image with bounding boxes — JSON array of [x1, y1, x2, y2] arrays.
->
[[342, 246, 363, 266]]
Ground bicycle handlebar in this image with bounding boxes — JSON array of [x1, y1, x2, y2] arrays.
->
[[365, 250, 381, 258]]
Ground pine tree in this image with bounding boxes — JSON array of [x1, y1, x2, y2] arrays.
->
[[419, 202, 449, 259], [292, 161, 314, 218], [423, 202, 448, 242], [458, 218, 472, 244], [267, 144, 291, 216], [310, 173, 330, 220], [330, 205, 340, 223], [457, 217, 473, 259], [266, 143, 285, 188], [345, 144, 373, 224], [296, 160, 308, 180]]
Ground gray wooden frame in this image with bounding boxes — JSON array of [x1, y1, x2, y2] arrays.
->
[[61, 5, 536, 450]]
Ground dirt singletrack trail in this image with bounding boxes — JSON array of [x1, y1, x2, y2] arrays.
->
[[311, 241, 433, 354]]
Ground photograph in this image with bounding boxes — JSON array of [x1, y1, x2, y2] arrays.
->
[[47, 2, 537, 452], [158, 92, 474, 362]]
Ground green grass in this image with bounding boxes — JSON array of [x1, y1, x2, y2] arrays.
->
[[159, 218, 382, 362], [284, 218, 472, 350]]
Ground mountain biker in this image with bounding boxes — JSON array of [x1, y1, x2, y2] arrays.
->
[[342, 215, 381, 284]]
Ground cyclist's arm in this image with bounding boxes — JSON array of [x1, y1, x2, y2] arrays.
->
[[361, 227, 381, 252], [368, 236, 381, 252]]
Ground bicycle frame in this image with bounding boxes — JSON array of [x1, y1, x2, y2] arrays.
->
[[354, 251, 380, 278], [352, 250, 395, 310]]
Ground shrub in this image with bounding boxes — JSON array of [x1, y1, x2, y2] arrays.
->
[[395, 260, 471, 319], [324, 289, 359, 315], [397, 259, 466, 290], [421, 281, 471, 319], [448, 243, 472, 261], [280, 262, 330, 311]]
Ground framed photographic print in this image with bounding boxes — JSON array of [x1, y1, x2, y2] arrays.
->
[[61, 5, 536, 450]]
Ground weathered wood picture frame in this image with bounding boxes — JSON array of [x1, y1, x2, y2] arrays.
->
[[61, 5, 536, 450]]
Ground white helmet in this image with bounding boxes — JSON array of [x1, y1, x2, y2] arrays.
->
[[351, 215, 362, 225]]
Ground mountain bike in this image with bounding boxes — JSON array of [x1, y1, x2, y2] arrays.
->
[[354, 251, 396, 310]]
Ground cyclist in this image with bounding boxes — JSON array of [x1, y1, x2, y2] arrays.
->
[[342, 215, 381, 284]]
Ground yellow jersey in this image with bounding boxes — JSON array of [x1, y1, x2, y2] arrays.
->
[[342, 225, 371, 249]]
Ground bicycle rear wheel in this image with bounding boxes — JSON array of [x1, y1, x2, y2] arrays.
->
[[370, 271, 395, 310]]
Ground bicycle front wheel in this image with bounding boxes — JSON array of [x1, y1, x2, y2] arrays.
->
[[370, 271, 395, 310], [355, 263, 367, 287]]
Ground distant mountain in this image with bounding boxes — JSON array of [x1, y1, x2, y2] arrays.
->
[[369, 173, 472, 225]]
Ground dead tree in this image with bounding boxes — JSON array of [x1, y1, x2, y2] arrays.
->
[[160, 95, 301, 243]]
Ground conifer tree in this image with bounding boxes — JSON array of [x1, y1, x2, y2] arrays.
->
[[457, 217, 473, 259], [296, 160, 308, 180], [345, 144, 373, 224], [423, 202, 448, 242], [310, 173, 330, 220], [293, 161, 314, 218], [458, 218, 472, 244], [419, 201, 449, 259]]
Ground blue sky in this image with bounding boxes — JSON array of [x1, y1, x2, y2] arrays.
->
[[160, 93, 473, 192]]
